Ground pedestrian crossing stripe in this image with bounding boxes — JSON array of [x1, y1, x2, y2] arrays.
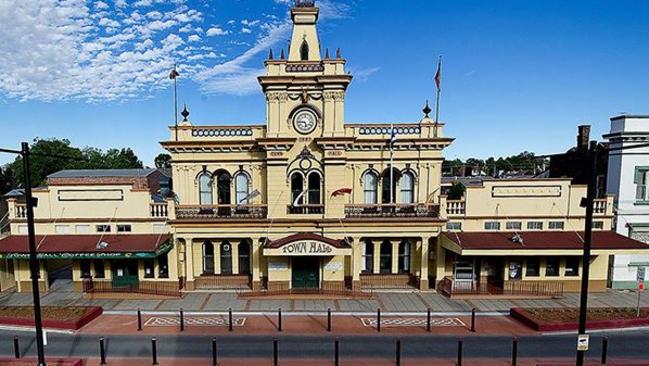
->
[[360, 317, 465, 328]]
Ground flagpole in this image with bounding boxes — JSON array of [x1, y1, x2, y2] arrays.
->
[[434, 56, 442, 124], [390, 123, 394, 205], [173, 64, 179, 141]]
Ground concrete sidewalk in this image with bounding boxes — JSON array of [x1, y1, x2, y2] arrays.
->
[[1, 288, 648, 313]]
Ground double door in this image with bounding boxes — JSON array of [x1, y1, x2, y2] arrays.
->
[[292, 257, 320, 289]]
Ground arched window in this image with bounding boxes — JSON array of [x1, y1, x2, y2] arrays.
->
[[362, 240, 374, 274], [363, 172, 378, 204], [235, 173, 250, 204], [307, 172, 321, 205], [291, 172, 304, 206], [379, 240, 392, 273], [202, 240, 214, 275], [300, 40, 309, 61], [398, 240, 410, 273], [216, 171, 231, 204], [401, 172, 415, 204], [238, 240, 251, 275], [381, 168, 400, 204], [199, 173, 213, 205], [220, 240, 232, 275]]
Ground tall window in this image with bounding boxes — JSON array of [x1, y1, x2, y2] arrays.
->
[[398, 240, 410, 273], [158, 254, 169, 278], [238, 240, 251, 275], [300, 40, 309, 61], [199, 173, 213, 205], [307, 172, 321, 204], [362, 240, 374, 273], [635, 167, 649, 202], [363, 172, 378, 204], [203, 240, 214, 275], [381, 170, 398, 204], [400, 172, 414, 204], [565, 257, 580, 276], [291, 172, 304, 206], [220, 241, 233, 275], [545, 257, 560, 277], [235, 173, 250, 204], [93, 260, 105, 279], [216, 171, 231, 204], [379, 240, 392, 273]]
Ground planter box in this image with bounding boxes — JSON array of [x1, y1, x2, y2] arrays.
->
[[0, 306, 103, 331], [511, 307, 649, 331]]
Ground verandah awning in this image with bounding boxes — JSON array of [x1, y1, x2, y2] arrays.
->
[[0, 234, 172, 259]]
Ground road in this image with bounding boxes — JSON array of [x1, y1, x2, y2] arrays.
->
[[1, 330, 649, 361]]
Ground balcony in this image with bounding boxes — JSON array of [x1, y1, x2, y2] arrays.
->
[[344, 204, 440, 218], [150, 202, 168, 218], [175, 205, 267, 220], [593, 198, 608, 215], [15, 204, 26, 218], [287, 204, 325, 215], [446, 200, 466, 216]]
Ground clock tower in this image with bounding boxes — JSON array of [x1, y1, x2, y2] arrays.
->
[[258, 0, 352, 138]]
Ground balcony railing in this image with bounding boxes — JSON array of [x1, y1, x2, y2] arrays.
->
[[150, 202, 168, 217], [287, 204, 325, 214], [446, 200, 466, 215], [176, 205, 267, 219], [15, 204, 26, 218], [344, 204, 440, 218], [593, 198, 608, 215]]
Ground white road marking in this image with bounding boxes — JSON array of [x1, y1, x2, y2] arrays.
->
[[144, 316, 246, 327], [360, 317, 465, 328]]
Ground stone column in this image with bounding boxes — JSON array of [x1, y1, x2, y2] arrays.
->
[[419, 237, 430, 290], [232, 240, 240, 275], [351, 237, 362, 290], [251, 237, 262, 291], [372, 239, 381, 274], [184, 238, 195, 290], [391, 240, 399, 274]]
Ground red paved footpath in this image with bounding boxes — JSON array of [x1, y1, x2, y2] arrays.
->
[[77, 357, 649, 365], [81, 314, 536, 336]]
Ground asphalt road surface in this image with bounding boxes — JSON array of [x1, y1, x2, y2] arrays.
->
[[1, 330, 649, 361]]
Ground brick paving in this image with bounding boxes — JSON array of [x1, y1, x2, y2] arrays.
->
[[1, 287, 648, 313]]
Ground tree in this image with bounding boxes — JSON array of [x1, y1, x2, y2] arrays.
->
[[447, 182, 466, 200], [0, 166, 16, 195], [154, 153, 172, 169]]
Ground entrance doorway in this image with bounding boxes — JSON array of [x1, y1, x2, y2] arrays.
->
[[291, 257, 320, 289], [111, 260, 139, 289]]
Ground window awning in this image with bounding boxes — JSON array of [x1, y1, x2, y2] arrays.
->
[[441, 231, 649, 256], [0, 234, 172, 259]]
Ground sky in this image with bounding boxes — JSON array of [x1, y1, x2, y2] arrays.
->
[[1, 0, 649, 167]]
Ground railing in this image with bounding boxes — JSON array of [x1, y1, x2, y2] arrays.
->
[[240, 281, 372, 299], [82, 279, 182, 297], [176, 205, 267, 219], [440, 277, 563, 298], [593, 199, 607, 215], [360, 274, 417, 289], [446, 200, 466, 215], [15, 204, 26, 218], [344, 204, 440, 218], [287, 204, 324, 214], [150, 202, 168, 217], [195, 275, 251, 290]]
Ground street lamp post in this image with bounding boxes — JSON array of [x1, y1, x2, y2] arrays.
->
[[0, 142, 47, 366]]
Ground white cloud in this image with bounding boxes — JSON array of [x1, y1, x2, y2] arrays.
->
[[241, 27, 252, 34], [188, 34, 201, 42], [206, 26, 229, 36], [94, 1, 109, 10], [348, 66, 380, 82], [114, 0, 127, 8]]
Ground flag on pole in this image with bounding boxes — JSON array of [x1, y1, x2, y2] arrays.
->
[[292, 189, 307, 207], [169, 67, 179, 80], [434, 57, 442, 91], [330, 188, 352, 198], [389, 124, 397, 150]]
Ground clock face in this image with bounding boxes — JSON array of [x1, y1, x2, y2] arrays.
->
[[293, 109, 317, 134]]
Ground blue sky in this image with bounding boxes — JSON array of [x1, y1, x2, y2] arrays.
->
[[1, 0, 648, 166]]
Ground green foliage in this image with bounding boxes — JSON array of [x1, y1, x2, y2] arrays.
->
[[0, 166, 15, 195], [154, 153, 172, 169], [447, 182, 466, 200], [444, 151, 545, 176], [4, 138, 143, 188]]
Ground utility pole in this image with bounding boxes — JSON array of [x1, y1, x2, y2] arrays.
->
[[0, 143, 47, 365]]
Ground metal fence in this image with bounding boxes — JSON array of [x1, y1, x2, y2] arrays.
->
[[82, 279, 182, 297]]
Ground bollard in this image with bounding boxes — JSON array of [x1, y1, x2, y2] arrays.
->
[[180, 308, 185, 332], [334, 338, 339, 366], [278, 308, 283, 332], [512, 337, 518, 366], [13, 336, 19, 359], [377, 308, 381, 332], [137, 308, 143, 331], [601, 336, 608, 364], [396, 338, 401, 366], [457, 339, 463, 366], [228, 308, 233, 332], [99, 337, 106, 365], [151, 337, 158, 365], [273, 338, 279, 366], [327, 308, 332, 332], [470, 308, 476, 332], [212, 337, 218, 366], [427, 308, 431, 332]]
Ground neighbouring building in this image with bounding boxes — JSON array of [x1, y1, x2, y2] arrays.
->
[[1, 0, 648, 298], [605, 114, 649, 289]]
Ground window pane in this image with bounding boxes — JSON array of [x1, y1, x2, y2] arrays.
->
[[545, 257, 560, 276], [565, 257, 580, 276], [291, 173, 304, 205], [199, 174, 213, 205], [379, 240, 391, 273], [364, 173, 377, 204], [506, 222, 522, 230], [525, 258, 540, 277], [158, 255, 169, 278], [549, 221, 565, 230], [307, 173, 321, 205], [80, 260, 92, 278], [203, 241, 214, 275], [144, 259, 155, 278], [362, 241, 373, 273], [236, 174, 249, 204], [527, 221, 543, 230], [485, 221, 500, 230], [221, 241, 233, 275], [238, 240, 251, 275], [217, 173, 231, 204], [93, 260, 105, 279], [400, 173, 414, 204]]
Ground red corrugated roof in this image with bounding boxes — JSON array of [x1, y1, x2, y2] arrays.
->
[[265, 233, 349, 249], [443, 231, 649, 251], [0, 234, 171, 254]]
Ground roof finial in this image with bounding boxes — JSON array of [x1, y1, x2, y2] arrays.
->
[[422, 100, 432, 118], [336, 48, 341, 59], [181, 104, 190, 121], [280, 48, 285, 60], [325, 48, 330, 60], [268, 48, 274, 60]]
